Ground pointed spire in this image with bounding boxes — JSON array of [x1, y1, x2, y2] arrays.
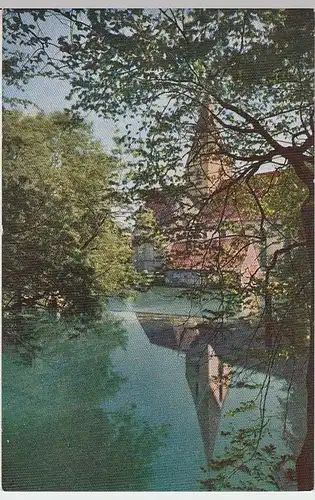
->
[[186, 103, 232, 195]]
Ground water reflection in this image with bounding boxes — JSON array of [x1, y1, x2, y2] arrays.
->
[[138, 315, 231, 465], [3, 304, 306, 491], [2, 314, 168, 491], [186, 344, 231, 464], [138, 312, 305, 491]]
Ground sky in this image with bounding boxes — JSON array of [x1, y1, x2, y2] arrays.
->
[[5, 77, 117, 152], [3, 11, 119, 153]]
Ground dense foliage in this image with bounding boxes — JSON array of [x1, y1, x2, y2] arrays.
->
[[3, 110, 139, 324], [3, 10, 313, 184]]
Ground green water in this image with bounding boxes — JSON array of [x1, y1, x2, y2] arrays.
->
[[2, 310, 206, 491], [2, 289, 306, 491], [112, 286, 222, 317]]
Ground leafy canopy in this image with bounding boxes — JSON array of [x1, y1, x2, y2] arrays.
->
[[4, 9, 313, 189], [3, 109, 139, 317]]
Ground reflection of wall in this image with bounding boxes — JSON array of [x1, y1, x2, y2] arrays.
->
[[173, 320, 200, 351], [207, 345, 231, 408], [165, 269, 202, 287], [186, 344, 231, 464], [139, 316, 231, 466]]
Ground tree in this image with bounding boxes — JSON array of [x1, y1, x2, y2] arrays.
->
[[2, 109, 139, 324], [3, 8, 314, 489]]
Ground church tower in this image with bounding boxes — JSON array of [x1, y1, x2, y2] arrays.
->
[[186, 104, 232, 196]]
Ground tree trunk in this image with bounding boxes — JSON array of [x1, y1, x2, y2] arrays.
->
[[264, 290, 274, 348], [296, 195, 314, 490], [13, 288, 24, 344]]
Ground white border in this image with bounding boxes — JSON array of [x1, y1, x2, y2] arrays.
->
[[1, 1, 315, 8], [1, 2, 314, 500]]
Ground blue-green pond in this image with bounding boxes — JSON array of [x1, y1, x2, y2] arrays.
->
[[2, 288, 307, 491]]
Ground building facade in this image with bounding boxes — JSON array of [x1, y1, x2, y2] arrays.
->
[[133, 107, 287, 291]]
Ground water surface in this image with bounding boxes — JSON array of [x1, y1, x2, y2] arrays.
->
[[2, 290, 306, 491]]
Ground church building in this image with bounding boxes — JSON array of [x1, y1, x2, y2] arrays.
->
[[133, 106, 288, 291]]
